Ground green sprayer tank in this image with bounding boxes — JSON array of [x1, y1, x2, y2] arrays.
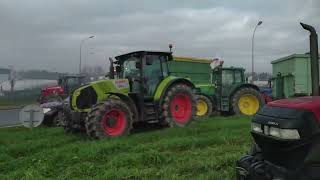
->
[[171, 56, 214, 96]]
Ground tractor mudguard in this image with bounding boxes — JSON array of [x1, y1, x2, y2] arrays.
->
[[153, 76, 195, 104], [230, 83, 260, 96], [106, 92, 139, 122]]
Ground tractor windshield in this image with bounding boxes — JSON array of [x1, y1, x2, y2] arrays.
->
[[122, 57, 140, 78]]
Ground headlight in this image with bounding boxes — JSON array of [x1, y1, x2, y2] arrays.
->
[[251, 122, 263, 133], [279, 129, 300, 140], [43, 108, 51, 114], [266, 126, 300, 140], [269, 127, 281, 138]]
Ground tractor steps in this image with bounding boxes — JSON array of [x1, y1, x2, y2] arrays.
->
[[143, 99, 159, 121]]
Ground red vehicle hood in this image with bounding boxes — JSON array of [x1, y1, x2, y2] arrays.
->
[[42, 85, 63, 91], [268, 96, 320, 120]]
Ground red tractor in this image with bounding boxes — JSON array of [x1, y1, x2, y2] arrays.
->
[[39, 75, 86, 127], [39, 75, 86, 103], [236, 23, 320, 179]]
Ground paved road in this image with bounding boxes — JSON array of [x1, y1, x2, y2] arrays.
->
[[0, 109, 21, 127]]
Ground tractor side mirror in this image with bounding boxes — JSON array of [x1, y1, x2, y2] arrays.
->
[[115, 66, 121, 73], [135, 61, 141, 69], [108, 57, 115, 79]]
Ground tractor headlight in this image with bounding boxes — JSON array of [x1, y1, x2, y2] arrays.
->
[[267, 127, 300, 140], [43, 108, 51, 114], [269, 127, 281, 138], [251, 122, 263, 133], [279, 129, 300, 140]]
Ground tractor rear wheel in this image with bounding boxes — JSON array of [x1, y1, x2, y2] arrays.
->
[[85, 99, 133, 139], [232, 87, 264, 116], [162, 84, 196, 127], [195, 95, 213, 120]]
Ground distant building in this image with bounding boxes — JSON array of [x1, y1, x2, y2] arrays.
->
[[271, 53, 319, 98]]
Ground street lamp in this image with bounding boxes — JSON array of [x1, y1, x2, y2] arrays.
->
[[79, 35, 95, 74], [251, 21, 262, 83]]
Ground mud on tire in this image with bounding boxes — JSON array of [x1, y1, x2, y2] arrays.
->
[[162, 84, 196, 127], [85, 99, 133, 139], [61, 104, 84, 133]]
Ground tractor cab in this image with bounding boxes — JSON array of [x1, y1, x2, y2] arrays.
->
[[58, 75, 86, 96], [114, 51, 170, 97]]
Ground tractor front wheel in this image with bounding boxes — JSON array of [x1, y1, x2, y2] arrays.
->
[[162, 84, 196, 127], [232, 87, 264, 116], [195, 95, 213, 120], [85, 99, 132, 139]]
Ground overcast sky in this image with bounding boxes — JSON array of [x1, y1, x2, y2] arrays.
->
[[0, 0, 319, 73]]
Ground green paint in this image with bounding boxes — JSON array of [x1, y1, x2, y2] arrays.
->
[[272, 54, 316, 98], [71, 79, 129, 112], [153, 76, 177, 101]]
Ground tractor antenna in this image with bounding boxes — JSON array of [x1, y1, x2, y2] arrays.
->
[[169, 44, 173, 53]]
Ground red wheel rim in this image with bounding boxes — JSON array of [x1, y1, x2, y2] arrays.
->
[[101, 109, 126, 136], [170, 93, 192, 123]]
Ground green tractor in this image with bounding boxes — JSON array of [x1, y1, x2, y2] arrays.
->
[[208, 64, 264, 116], [168, 57, 264, 118], [64, 51, 197, 138]]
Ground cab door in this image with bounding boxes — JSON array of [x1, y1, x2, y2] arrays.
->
[[143, 54, 168, 96]]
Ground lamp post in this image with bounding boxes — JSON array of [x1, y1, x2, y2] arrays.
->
[[251, 21, 262, 83], [79, 35, 95, 74]]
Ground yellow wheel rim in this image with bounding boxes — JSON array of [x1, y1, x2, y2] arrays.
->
[[196, 99, 208, 116], [238, 94, 259, 115]]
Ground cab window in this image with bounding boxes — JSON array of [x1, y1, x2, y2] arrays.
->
[[234, 70, 243, 83], [222, 70, 234, 85]]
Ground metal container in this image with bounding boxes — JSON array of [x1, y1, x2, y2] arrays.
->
[[271, 54, 318, 98]]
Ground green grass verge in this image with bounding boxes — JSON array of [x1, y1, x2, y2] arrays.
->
[[0, 116, 252, 180]]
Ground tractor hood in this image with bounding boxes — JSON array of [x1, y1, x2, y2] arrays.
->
[[42, 85, 63, 91], [268, 96, 320, 122]]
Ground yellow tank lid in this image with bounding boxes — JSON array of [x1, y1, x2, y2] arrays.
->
[[173, 56, 212, 64]]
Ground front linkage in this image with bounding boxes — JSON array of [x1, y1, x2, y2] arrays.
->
[[236, 153, 308, 180]]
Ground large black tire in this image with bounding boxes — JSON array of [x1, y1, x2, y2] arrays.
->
[[195, 94, 213, 120], [61, 105, 84, 133], [52, 110, 64, 127], [85, 99, 133, 139], [162, 84, 196, 127], [232, 87, 265, 116]]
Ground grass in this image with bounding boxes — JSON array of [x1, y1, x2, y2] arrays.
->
[[0, 116, 252, 180]]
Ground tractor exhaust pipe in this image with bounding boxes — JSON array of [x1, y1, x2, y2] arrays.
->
[[108, 57, 115, 79], [301, 22, 319, 96]]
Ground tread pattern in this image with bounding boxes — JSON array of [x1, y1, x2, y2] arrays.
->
[[85, 99, 133, 139], [162, 84, 196, 127]]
